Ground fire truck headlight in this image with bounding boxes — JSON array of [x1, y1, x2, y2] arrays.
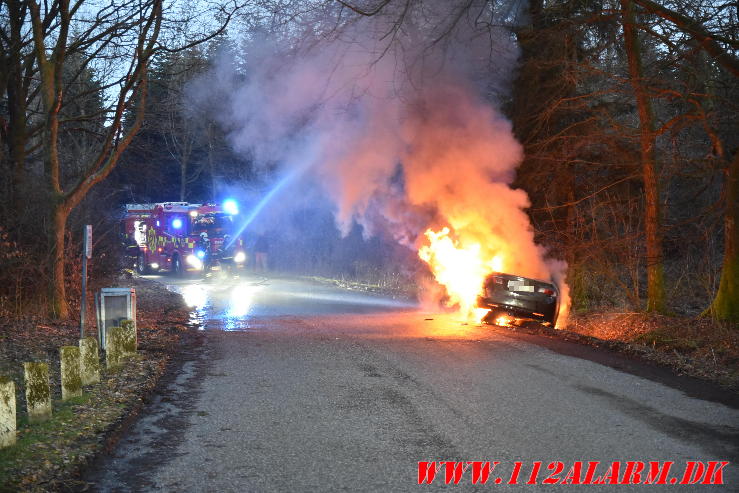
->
[[196, 249, 206, 259], [186, 254, 203, 269], [150, 262, 159, 270], [234, 251, 246, 263]]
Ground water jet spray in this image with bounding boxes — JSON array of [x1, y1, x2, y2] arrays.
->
[[226, 167, 302, 249]]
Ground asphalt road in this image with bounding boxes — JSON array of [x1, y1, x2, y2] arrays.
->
[[87, 273, 739, 492]]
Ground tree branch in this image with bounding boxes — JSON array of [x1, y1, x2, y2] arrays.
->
[[335, 0, 392, 17], [633, 0, 739, 77]]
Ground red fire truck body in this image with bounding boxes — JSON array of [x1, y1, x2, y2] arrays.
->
[[122, 202, 245, 275]]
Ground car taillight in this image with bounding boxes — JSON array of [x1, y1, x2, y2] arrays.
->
[[538, 287, 555, 296]]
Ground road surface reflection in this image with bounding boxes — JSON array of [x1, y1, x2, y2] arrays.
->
[[158, 273, 419, 331]]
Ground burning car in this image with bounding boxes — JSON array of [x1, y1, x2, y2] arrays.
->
[[477, 272, 560, 327]]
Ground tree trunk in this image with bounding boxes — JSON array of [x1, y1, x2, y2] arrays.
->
[[621, 0, 666, 313], [6, 0, 29, 205], [7, 79, 27, 203], [49, 200, 70, 319], [708, 152, 739, 322], [180, 155, 188, 201], [24, 0, 166, 320]]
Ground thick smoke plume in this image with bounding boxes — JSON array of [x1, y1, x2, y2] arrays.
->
[[192, 1, 569, 323]]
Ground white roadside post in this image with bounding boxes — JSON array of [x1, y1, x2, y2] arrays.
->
[[79, 337, 101, 386], [121, 319, 137, 357], [81, 225, 92, 339], [60, 346, 83, 401], [23, 362, 52, 423], [106, 327, 125, 369], [0, 377, 16, 448]]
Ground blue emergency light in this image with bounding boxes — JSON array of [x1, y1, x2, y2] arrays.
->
[[172, 218, 183, 229], [223, 199, 239, 215]]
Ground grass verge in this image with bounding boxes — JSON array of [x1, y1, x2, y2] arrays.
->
[[0, 275, 190, 492], [516, 312, 739, 391]]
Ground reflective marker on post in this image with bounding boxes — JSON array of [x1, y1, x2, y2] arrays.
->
[[85, 225, 92, 259]]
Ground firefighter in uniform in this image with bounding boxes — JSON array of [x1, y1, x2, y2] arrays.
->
[[197, 232, 210, 271], [220, 234, 236, 273]]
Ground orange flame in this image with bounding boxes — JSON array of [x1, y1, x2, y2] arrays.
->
[[418, 227, 503, 322], [419, 225, 571, 329]]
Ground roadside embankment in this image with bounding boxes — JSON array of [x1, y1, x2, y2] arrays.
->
[[513, 312, 739, 392], [0, 276, 192, 492]]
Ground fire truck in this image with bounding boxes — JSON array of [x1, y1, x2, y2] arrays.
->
[[122, 201, 246, 275]]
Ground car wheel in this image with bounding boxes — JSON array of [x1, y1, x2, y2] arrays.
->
[[547, 303, 560, 328], [136, 252, 149, 275]]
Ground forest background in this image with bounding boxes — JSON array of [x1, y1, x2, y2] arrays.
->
[[0, 0, 736, 326]]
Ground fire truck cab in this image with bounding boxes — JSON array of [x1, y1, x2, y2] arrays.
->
[[122, 201, 246, 275]]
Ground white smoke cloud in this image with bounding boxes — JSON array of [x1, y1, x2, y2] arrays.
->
[[190, 1, 569, 321]]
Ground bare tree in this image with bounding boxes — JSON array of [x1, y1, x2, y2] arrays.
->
[[156, 50, 209, 201], [620, 0, 666, 313], [627, 0, 739, 321], [2, 0, 241, 318], [709, 151, 738, 321], [0, 0, 39, 204]]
